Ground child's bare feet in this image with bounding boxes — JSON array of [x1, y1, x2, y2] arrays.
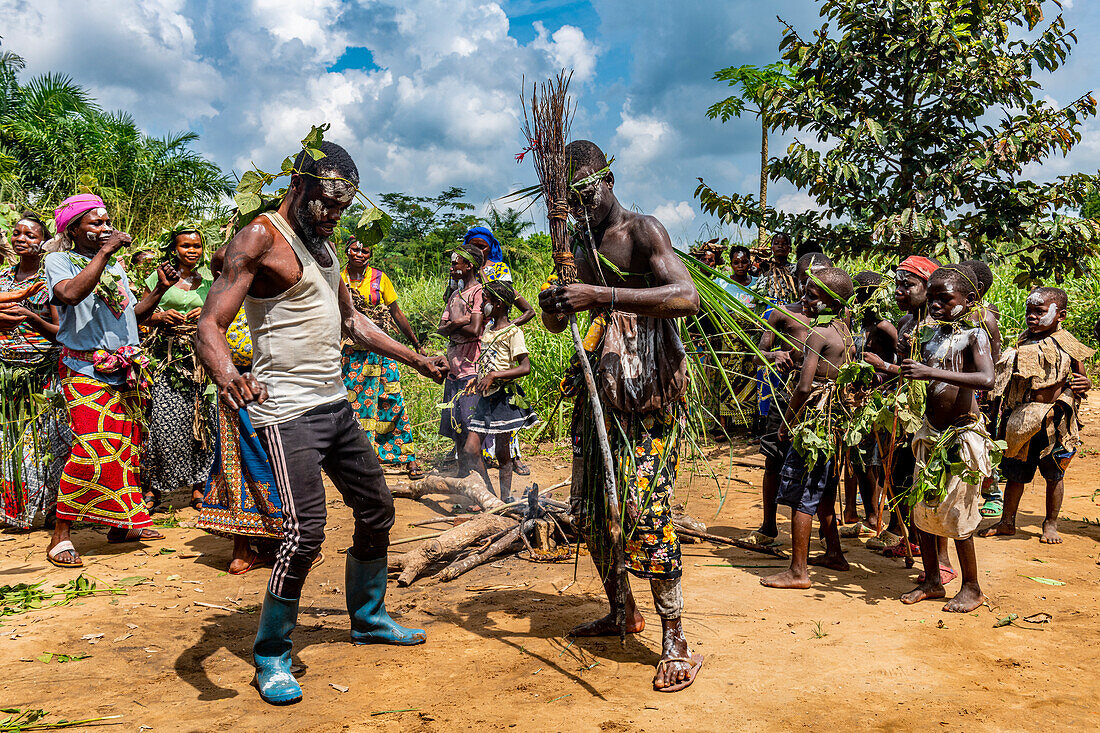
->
[[978, 520, 1016, 538], [1039, 519, 1062, 544], [900, 580, 946, 605], [760, 569, 811, 589], [943, 582, 984, 613], [569, 609, 645, 637], [809, 552, 849, 571]]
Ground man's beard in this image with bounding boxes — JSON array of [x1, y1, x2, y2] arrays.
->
[[294, 199, 332, 261]]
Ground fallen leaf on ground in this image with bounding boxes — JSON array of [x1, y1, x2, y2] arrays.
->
[[113, 633, 133, 642], [994, 613, 1018, 628], [1024, 612, 1052, 624], [1019, 575, 1065, 586]]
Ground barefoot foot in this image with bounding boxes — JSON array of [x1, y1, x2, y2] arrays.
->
[[900, 582, 946, 605], [809, 553, 850, 571], [568, 610, 645, 637], [760, 569, 811, 589], [943, 583, 984, 613], [1039, 519, 1062, 544], [979, 521, 1016, 538]]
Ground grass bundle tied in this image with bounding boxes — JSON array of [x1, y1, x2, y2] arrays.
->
[[520, 70, 577, 284], [519, 70, 629, 641]]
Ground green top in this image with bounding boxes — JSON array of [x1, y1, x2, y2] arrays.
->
[[145, 267, 213, 312]]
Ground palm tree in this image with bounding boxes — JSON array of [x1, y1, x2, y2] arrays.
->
[[0, 46, 230, 239]]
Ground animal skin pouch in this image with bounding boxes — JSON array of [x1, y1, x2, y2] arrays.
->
[[597, 310, 687, 413]]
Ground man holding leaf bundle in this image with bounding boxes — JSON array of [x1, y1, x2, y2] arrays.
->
[[539, 140, 703, 693], [197, 139, 445, 706]]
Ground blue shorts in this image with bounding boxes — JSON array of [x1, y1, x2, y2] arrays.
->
[[776, 446, 838, 516]]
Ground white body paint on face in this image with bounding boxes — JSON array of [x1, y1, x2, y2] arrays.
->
[[1038, 302, 1058, 327], [319, 177, 356, 203], [307, 199, 328, 221], [1025, 292, 1045, 307]]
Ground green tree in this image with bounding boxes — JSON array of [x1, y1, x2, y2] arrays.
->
[[696, 0, 1100, 285], [1081, 190, 1100, 221], [0, 43, 230, 241], [707, 62, 797, 248]]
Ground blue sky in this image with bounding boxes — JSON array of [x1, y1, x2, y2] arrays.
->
[[3, 0, 1099, 245]]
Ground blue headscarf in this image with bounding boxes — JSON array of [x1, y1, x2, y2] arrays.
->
[[463, 226, 503, 263]]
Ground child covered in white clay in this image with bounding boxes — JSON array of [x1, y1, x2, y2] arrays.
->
[[981, 287, 1092, 545]]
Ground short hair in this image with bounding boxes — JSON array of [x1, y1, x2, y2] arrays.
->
[[17, 212, 49, 240], [456, 241, 486, 270], [854, 270, 884, 290], [796, 239, 824, 260], [771, 232, 791, 246], [345, 237, 364, 253], [729, 244, 751, 260], [1029, 286, 1068, 311], [853, 270, 884, 300], [484, 279, 516, 306], [960, 259, 993, 296], [293, 140, 360, 188], [811, 267, 854, 306], [796, 252, 832, 273], [929, 265, 978, 298], [564, 139, 608, 174]]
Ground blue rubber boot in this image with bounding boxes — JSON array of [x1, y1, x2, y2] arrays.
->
[[253, 592, 303, 705], [346, 553, 426, 645]]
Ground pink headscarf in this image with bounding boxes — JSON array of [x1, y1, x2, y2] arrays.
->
[[54, 194, 107, 235]]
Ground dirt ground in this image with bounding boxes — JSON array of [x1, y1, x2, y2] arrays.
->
[[3, 418, 1100, 733]]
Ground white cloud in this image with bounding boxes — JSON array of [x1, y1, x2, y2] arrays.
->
[[773, 191, 821, 215], [531, 21, 600, 82], [653, 201, 696, 230], [613, 104, 675, 169]]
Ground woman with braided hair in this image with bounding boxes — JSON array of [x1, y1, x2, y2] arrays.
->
[[139, 224, 216, 512]]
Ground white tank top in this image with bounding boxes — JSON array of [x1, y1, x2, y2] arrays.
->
[[244, 211, 346, 427]]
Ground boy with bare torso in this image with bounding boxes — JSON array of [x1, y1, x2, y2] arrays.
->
[[539, 140, 702, 692], [863, 256, 938, 558], [840, 271, 898, 535], [761, 267, 856, 589], [897, 266, 996, 613], [746, 253, 831, 547]]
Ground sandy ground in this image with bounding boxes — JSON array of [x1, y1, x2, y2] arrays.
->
[[3, 419, 1100, 733]]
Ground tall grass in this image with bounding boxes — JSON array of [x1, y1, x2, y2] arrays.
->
[[388, 257, 574, 458]]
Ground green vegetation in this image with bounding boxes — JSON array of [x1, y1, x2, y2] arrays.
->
[[697, 0, 1100, 286], [0, 45, 230, 242]]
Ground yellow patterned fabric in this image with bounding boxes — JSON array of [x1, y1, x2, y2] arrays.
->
[[225, 307, 253, 367]]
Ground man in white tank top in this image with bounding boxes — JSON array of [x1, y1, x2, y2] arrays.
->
[[197, 141, 446, 706]]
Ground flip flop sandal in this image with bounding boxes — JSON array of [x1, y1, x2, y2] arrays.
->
[[406, 464, 426, 481], [917, 563, 958, 585], [107, 528, 166, 544], [866, 531, 902, 550], [980, 499, 1003, 518], [742, 530, 782, 548], [839, 522, 875, 538], [46, 540, 83, 568], [883, 541, 921, 559], [143, 492, 160, 513], [512, 460, 531, 476], [229, 554, 264, 576], [653, 653, 704, 693]]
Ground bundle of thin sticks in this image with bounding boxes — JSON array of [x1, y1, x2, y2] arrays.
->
[[519, 70, 632, 640], [520, 70, 577, 284]]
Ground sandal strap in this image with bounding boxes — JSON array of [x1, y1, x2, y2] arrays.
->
[[48, 540, 76, 558], [655, 657, 695, 669]]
